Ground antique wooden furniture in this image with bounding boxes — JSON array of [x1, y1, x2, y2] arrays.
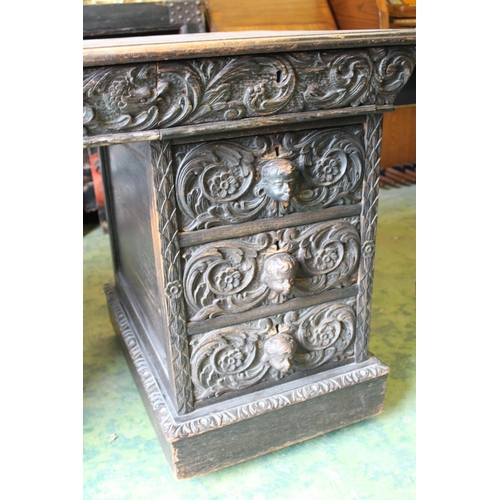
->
[[327, 0, 416, 30], [204, 0, 338, 31], [83, 0, 207, 39], [83, 29, 416, 479]]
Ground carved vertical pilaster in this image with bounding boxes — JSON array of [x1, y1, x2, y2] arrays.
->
[[355, 114, 383, 362], [151, 140, 194, 414]]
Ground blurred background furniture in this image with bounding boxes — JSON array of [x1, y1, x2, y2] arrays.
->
[[204, 0, 338, 31]]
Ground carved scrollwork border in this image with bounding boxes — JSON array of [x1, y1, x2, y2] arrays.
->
[[83, 47, 415, 138], [106, 281, 389, 442]]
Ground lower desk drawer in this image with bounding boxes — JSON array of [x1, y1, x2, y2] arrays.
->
[[189, 296, 357, 403]]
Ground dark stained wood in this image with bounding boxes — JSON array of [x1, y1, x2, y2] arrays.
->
[[83, 2, 206, 39], [89, 30, 415, 479], [83, 105, 395, 148], [179, 204, 363, 248], [186, 285, 359, 335], [108, 281, 389, 479], [172, 371, 388, 478], [83, 29, 416, 66]]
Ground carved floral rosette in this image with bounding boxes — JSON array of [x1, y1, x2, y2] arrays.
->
[[83, 47, 416, 136], [182, 218, 360, 321], [189, 297, 356, 401], [174, 127, 364, 230]]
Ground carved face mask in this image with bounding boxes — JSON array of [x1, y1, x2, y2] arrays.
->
[[262, 253, 298, 295], [263, 333, 296, 373], [260, 159, 297, 202]]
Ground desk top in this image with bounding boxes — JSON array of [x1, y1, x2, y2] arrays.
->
[[83, 28, 416, 66]]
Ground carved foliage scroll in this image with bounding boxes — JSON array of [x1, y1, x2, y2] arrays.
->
[[190, 298, 356, 401], [174, 127, 364, 230], [83, 47, 416, 136], [182, 218, 360, 321]]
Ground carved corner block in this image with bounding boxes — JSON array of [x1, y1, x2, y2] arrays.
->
[[87, 30, 416, 478]]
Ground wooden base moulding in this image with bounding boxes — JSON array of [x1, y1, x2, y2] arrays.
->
[[106, 284, 389, 479]]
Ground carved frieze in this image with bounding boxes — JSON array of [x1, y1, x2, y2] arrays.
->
[[189, 297, 356, 401], [174, 127, 364, 230], [182, 218, 360, 321], [83, 47, 416, 136]]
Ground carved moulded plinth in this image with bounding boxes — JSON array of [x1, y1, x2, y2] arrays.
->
[[85, 29, 416, 479]]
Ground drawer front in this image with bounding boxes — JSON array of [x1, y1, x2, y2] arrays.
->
[[189, 297, 357, 402], [173, 126, 364, 232], [182, 217, 360, 322]]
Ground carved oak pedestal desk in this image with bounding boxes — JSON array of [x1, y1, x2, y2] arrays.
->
[[83, 30, 416, 479]]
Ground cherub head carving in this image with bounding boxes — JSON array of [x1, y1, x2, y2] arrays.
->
[[262, 252, 298, 297], [259, 158, 297, 202], [263, 333, 296, 373]]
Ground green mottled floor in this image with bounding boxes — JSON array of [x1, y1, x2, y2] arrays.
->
[[83, 184, 415, 500]]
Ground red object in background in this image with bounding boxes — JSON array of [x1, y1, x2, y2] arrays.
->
[[88, 149, 105, 208]]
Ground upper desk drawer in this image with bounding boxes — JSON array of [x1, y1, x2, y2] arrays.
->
[[173, 125, 364, 232]]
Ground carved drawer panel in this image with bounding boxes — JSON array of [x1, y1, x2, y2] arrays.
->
[[189, 296, 357, 402], [173, 126, 364, 232], [83, 47, 415, 139], [182, 217, 360, 322]]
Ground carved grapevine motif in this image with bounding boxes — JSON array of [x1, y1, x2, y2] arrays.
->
[[189, 298, 356, 401], [182, 218, 360, 321], [174, 127, 364, 230], [83, 47, 415, 136]]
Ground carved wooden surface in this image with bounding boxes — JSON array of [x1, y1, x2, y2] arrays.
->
[[182, 218, 360, 321], [173, 127, 364, 230], [355, 113, 382, 362], [83, 46, 416, 138], [107, 280, 388, 443], [189, 297, 357, 401], [92, 30, 415, 478], [151, 140, 194, 414]]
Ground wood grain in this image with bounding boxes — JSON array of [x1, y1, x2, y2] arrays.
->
[[381, 104, 416, 170], [83, 29, 417, 66], [83, 105, 395, 148], [328, 0, 389, 29], [205, 0, 338, 32]]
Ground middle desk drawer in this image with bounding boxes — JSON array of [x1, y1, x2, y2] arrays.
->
[[182, 217, 360, 326]]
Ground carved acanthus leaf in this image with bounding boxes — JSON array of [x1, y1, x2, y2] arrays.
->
[[83, 47, 415, 137]]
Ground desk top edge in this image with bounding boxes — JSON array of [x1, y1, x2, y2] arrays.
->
[[83, 29, 416, 67]]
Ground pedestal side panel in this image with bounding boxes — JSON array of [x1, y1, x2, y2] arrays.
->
[[106, 142, 174, 398]]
